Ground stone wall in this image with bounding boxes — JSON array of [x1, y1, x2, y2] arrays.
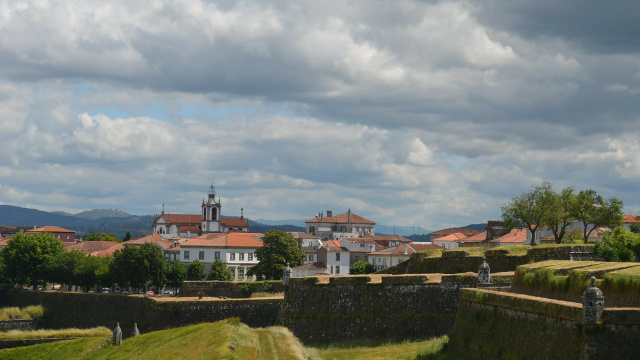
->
[[387, 246, 598, 275], [448, 288, 640, 359], [0, 319, 38, 332], [277, 276, 477, 345], [0, 289, 282, 338], [181, 280, 284, 298]]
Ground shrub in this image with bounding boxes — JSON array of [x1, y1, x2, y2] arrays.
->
[[238, 283, 253, 295], [594, 227, 640, 261], [262, 281, 273, 292]]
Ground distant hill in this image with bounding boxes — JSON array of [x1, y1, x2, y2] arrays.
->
[[73, 209, 132, 220]]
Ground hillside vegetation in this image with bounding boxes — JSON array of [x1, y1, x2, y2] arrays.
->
[[0, 319, 449, 360]]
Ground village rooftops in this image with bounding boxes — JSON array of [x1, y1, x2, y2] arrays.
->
[[624, 214, 640, 223], [431, 232, 469, 243], [66, 241, 122, 255], [27, 226, 75, 234], [292, 262, 327, 271], [320, 239, 349, 252], [489, 228, 528, 244], [457, 231, 489, 244], [409, 242, 444, 251]]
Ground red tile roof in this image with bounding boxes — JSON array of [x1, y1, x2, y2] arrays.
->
[[159, 214, 201, 224], [490, 228, 528, 244], [220, 218, 249, 228], [292, 262, 327, 270], [624, 214, 640, 223], [66, 241, 122, 254], [429, 228, 480, 237], [181, 232, 264, 248], [290, 232, 321, 240], [320, 240, 349, 252], [305, 211, 375, 225], [27, 226, 75, 233], [457, 231, 488, 243], [368, 243, 417, 256], [409, 242, 444, 251], [92, 243, 125, 257], [431, 233, 468, 242]]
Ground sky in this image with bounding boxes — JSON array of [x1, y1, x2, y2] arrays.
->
[[1, 0, 640, 231]]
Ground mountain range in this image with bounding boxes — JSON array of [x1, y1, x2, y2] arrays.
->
[[0, 205, 486, 241]]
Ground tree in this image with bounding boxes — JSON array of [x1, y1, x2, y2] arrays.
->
[[207, 259, 233, 281], [501, 182, 556, 246], [0, 232, 65, 289], [630, 222, 640, 234], [111, 243, 167, 290], [166, 261, 187, 290], [544, 187, 576, 244], [349, 260, 374, 274], [74, 255, 101, 291], [139, 243, 167, 289], [594, 227, 640, 262], [571, 190, 624, 242], [45, 250, 86, 290], [248, 230, 305, 280], [123, 231, 131, 242], [86, 232, 122, 243], [187, 260, 206, 280]]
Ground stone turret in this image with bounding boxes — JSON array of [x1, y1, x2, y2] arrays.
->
[[582, 276, 604, 324], [283, 263, 292, 285]]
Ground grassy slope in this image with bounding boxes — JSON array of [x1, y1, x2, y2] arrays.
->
[[0, 320, 450, 360]]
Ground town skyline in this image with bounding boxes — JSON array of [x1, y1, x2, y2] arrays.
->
[[1, 1, 640, 231]]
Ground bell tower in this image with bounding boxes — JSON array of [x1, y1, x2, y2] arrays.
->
[[201, 183, 222, 233]]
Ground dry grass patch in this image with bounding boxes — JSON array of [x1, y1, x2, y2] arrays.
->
[[0, 327, 111, 340], [0, 305, 44, 320]]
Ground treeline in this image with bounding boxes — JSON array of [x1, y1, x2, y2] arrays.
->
[[501, 182, 624, 244], [0, 232, 225, 292]]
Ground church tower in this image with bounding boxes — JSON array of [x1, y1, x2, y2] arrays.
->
[[201, 183, 222, 233]]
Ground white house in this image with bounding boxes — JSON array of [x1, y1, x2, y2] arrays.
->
[[367, 243, 417, 271], [291, 262, 328, 278], [305, 209, 375, 239], [179, 232, 263, 281], [316, 240, 351, 275]]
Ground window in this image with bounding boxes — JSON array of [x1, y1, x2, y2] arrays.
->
[[309, 226, 315, 234], [330, 266, 334, 274], [199, 251, 204, 260], [239, 253, 245, 261], [67, 235, 70, 240], [184, 251, 190, 260], [360, 243, 365, 248], [336, 266, 340, 274], [336, 253, 340, 261], [239, 268, 244, 279], [248, 253, 253, 261], [230, 268, 235, 278], [307, 254, 314, 261], [230, 253, 236, 261], [215, 251, 220, 260]]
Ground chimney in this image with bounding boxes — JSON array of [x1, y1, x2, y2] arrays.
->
[[348, 208, 352, 223], [327, 210, 333, 218], [404, 244, 408, 255], [241, 208, 244, 219], [173, 241, 178, 248], [326, 242, 330, 250]]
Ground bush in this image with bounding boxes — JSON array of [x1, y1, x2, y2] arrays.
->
[[238, 283, 253, 295], [349, 260, 374, 275], [262, 281, 273, 292], [594, 228, 640, 261]]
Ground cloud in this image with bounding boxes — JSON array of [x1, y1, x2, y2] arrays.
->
[[1, 1, 640, 229]]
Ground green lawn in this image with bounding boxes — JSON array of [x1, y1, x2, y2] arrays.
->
[[0, 320, 451, 360]]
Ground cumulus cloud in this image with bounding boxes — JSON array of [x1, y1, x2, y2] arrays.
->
[[0, 1, 640, 229]]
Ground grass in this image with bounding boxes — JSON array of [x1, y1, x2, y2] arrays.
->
[[250, 291, 284, 298], [0, 305, 44, 320], [0, 319, 453, 360], [317, 336, 449, 360], [0, 327, 111, 340]]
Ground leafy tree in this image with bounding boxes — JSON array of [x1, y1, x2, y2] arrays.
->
[[74, 255, 102, 291], [594, 227, 640, 261], [166, 261, 187, 290], [86, 232, 122, 243], [187, 260, 206, 280], [248, 230, 305, 280], [544, 187, 576, 244], [501, 182, 556, 246], [349, 260, 375, 274], [45, 250, 86, 290], [123, 231, 131, 241], [207, 259, 233, 281], [0, 232, 65, 289], [630, 222, 640, 234], [139, 243, 167, 289], [571, 190, 624, 242]]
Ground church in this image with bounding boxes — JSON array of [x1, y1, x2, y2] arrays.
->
[[152, 184, 250, 237]]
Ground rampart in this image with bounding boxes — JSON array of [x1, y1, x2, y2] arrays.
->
[[449, 288, 640, 360], [0, 289, 282, 337], [181, 280, 284, 298], [277, 274, 506, 345], [386, 246, 598, 275]]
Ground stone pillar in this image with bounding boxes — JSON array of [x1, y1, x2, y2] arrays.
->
[[283, 263, 292, 285], [582, 276, 604, 324], [478, 256, 491, 284]]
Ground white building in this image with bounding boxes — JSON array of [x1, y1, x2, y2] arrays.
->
[[316, 240, 350, 275], [367, 243, 417, 271], [305, 209, 375, 240], [179, 232, 263, 281]]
